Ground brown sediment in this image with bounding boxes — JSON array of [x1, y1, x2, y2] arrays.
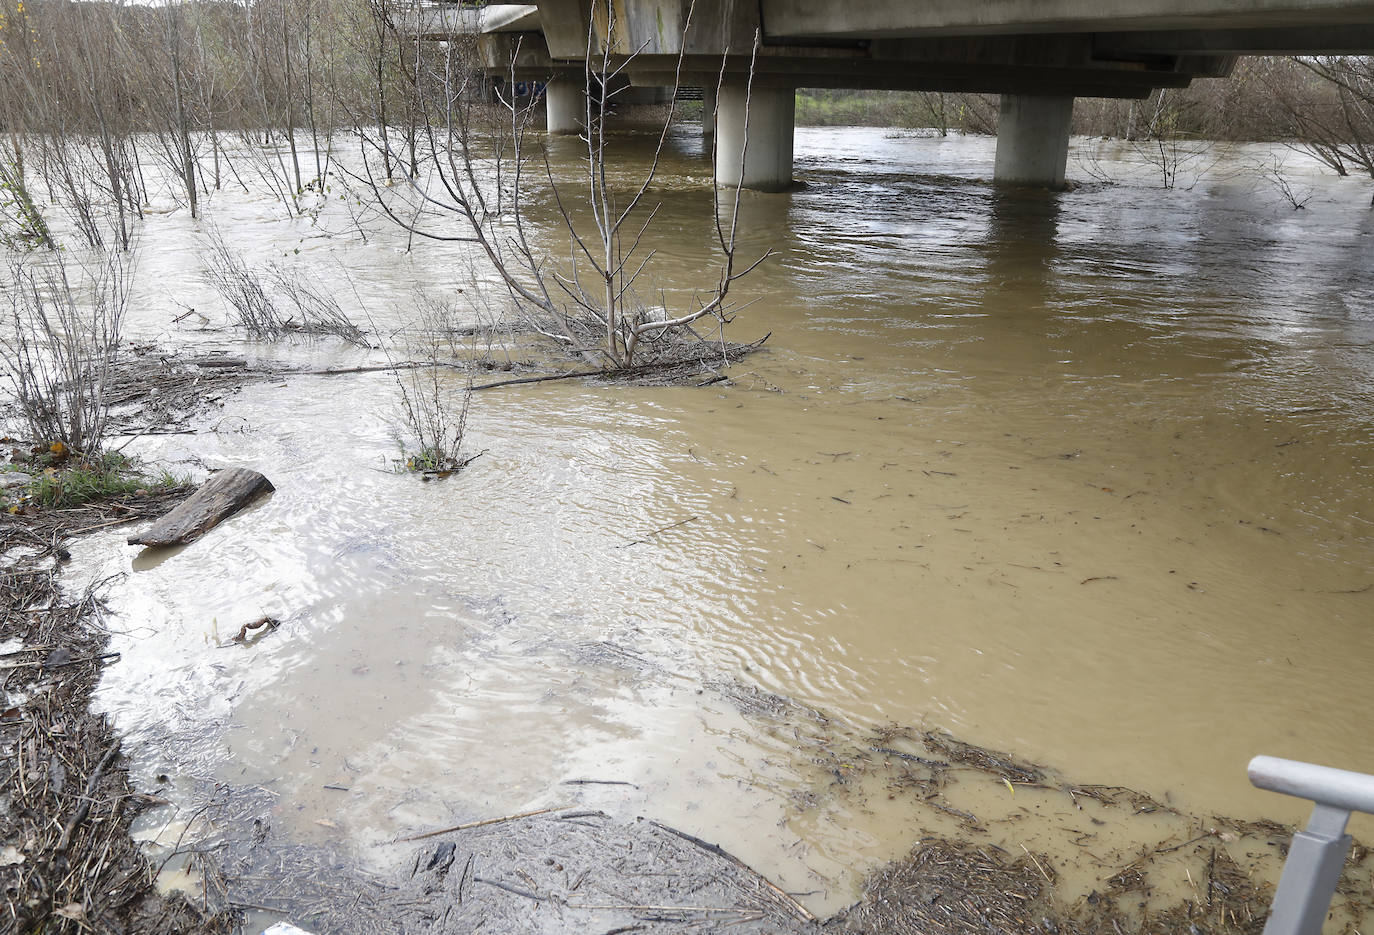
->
[[0, 494, 237, 934]]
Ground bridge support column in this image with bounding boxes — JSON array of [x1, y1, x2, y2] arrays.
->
[[545, 76, 582, 135], [994, 95, 1073, 188], [702, 86, 716, 137], [715, 82, 794, 192]]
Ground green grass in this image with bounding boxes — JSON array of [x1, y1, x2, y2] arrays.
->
[[5, 453, 187, 510], [393, 443, 455, 474]]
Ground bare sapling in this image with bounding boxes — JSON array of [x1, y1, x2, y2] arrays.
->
[[1129, 89, 1219, 190], [1257, 154, 1313, 209], [0, 149, 56, 249], [356, 0, 770, 374], [1, 251, 130, 457], [385, 292, 481, 473]]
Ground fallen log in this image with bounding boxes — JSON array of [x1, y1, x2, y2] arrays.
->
[[127, 468, 274, 547]]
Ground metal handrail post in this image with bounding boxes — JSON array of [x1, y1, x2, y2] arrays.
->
[[1249, 756, 1374, 935]]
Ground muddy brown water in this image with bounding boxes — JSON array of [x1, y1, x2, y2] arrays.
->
[[43, 127, 1374, 919]]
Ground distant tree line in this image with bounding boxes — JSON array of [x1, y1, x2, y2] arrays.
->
[[0, 0, 440, 246]]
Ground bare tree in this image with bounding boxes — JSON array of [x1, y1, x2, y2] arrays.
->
[[1126, 89, 1219, 189], [2, 252, 130, 455], [1277, 56, 1374, 182], [357, 0, 769, 371]]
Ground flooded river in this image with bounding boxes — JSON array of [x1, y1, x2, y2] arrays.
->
[[58, 126, 1374, 915]]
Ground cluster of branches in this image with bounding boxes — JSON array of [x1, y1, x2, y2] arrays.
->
[[0, 0, 436, 247], [357, 0, 768, 370], [1075, 57, 1374, 185], [1266, 57, 1374, 179]]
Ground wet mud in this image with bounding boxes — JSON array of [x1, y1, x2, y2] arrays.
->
[[117, 640, 1370, 934]]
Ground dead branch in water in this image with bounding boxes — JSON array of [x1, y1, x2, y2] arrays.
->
[[396, 805, 576, 843], [291, 333, 769, 387]]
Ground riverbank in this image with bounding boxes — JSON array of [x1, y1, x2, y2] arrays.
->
[[0, 489, 237, 933]]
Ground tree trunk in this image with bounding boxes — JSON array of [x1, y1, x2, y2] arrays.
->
[[128, 468, 275, 547]]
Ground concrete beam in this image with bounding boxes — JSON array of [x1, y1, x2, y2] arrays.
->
[[759, 0, 1374, 39], [545, 76, 583, 134], [474, 32, 555, 74], [409, 4, 540, 40], [994, 94, 1073, 188], [715, 82, 794, 192], [1094, 24, 1374, 53], [528, 0, 759, 59], [479, 4, 542, 32], [623, 52, 1195, 98], [702, 85, 717, 136]]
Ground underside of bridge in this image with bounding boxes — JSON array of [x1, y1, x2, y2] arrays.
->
[[423, 0, 1374, 190]]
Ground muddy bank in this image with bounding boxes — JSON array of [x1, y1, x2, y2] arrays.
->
[[0, 341, 273, 931], [141, 661, 1370, 934], [0, 491, 237, 933], [6, 477, 1370, 934]]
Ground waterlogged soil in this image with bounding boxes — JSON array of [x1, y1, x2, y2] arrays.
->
[[127, 675, 1373, 935], [0, 493, 234, 933]]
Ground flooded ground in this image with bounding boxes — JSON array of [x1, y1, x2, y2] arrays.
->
[[38, 125, 1374, 921]]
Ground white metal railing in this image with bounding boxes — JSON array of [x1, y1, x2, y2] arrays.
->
[[1249, 755, 1374, 935]]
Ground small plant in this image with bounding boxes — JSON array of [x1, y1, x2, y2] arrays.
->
[[391, 361, 477, 474]]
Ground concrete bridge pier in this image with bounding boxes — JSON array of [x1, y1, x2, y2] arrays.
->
[[545, 76, 583, 135], [993, 95, 1074, 188], [715, 82, 794, 192], [702, 86, 717, 138]]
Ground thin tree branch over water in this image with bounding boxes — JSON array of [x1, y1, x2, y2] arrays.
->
[[352, 0, 771, 371]]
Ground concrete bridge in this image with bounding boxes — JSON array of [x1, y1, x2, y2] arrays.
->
[[419, 0, 1374, 190]]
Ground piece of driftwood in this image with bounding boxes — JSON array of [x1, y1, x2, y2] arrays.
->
[[127, 468, 274, 546]]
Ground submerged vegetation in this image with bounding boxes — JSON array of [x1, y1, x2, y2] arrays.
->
[[201, 228, 368, 344], [2, 252, 128, 457], [390, 362, 477, 475]]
